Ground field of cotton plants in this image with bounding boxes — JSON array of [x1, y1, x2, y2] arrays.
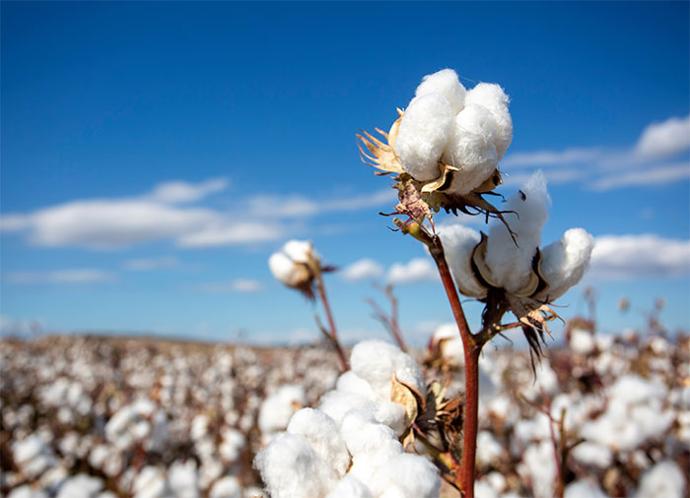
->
[[2, 322, 689, 498]]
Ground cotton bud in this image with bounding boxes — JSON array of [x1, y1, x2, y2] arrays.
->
[[268, 240, 321, 298]]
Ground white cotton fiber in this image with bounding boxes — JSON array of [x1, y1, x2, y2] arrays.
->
[[564, 479, 609, 498], [440, 224, 486, 298], [465, 83, 513, 159], [395, 93, 455, 181], [209, 477, 241, 498], [415, 69, 466, 114], [335, 371, 377, 400], [287, 408, 351, 477], [431, 323, 464, 366], [486, 171, 550, 294], [283, 240, 314, 264], [635, 460, 686, 498], [538, 228, 594, 301], [368, 452, 441, 498], [268, 252, 296, 285], [443, 105, 500, 195], [258, 384, 305, 435], [319, 390, 376, 427], [325, 476, 373, 498], [255, 433, 337, 498], [340, 412, 400, 457]]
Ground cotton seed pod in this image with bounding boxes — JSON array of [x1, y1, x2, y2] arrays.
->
[[394, 93, 455, 182], [415, 68, 466, 114]]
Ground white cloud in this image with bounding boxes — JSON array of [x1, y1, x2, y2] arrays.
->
[[197, 278, 263, 293], [148, 178, 229, 204], [0, 178, 283, 249], [123, 256, 179, 271], [341, 258, 384, 282], [635, 114, 690, 160], [590, 234, 690, 280], [7, 269, 116, 284], [589, 162, 690, 191], [248, 189, 394, 219], [387, 257, 438, 285], [0, 315, 43, 337], [502, 147, 604, 168], [176, 221, 284, 248]]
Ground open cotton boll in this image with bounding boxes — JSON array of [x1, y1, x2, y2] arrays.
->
[[340, 411, 401, 457], [318, 390, 376, 427], [209, 477, 241, 498], [368, 452, 441, 498], [268, 252, 303, 286], [465, 83, 513, 158], [374, 401, 407, 436], [287, 408, 351, 477], [430, 323, 464, 366], [538, 228, 594, 301], [564, 480, 610, 498], [325, 476, 373, 498], [440, 224, 486, 298], [283, 240, 315, 264], [635, 460, 686, 498], [443, 105, 500, 195], [56, 475, 103, 498], [415, 69, 466, 114], [255, 433, 337, 498], [258, 384, 305, 436], [335, 371, 377, 401], [395, 93, 454, 181], [486, 171, 550, 294]]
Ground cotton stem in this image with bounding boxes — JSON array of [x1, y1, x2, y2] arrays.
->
[[315, 272, 349, 372]]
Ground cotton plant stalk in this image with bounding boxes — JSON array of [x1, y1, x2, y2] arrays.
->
[[268, 240, 349, 371], [360, 68, 593, 497]]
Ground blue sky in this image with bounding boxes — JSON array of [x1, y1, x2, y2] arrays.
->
[[1, 2, 689, 344]]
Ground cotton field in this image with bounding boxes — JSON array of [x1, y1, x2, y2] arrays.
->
[[1, 324, 688, 498]]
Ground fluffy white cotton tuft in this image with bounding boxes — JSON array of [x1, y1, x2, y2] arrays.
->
[[464, 83, 513, 158], [440, 224, 486, 298], [325, 476, 373, 498], [368, 452, 440, 498], [283, 240, 315, 264], [395, 94, 454, 181], [258, 384, 305, 437], [486, 171, 550, 293], [538, 228, 594, 300], [255, 433, 337, 498], [287, 408, 351, 477], [635, 460, 686, 498], [269, 252, 299, 285], [415, 69, 466, 114], [443, 104, 500, 195], [209, 476, 241, 498], [564, 479, 609, 498]]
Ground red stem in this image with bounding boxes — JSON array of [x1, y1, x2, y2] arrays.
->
[[315, 273, 349, 372], [429, 238, 481, 498]]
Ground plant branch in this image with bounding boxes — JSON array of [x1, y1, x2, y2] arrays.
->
[[367, 284, 409, 353], [314, 272, 349, 372]]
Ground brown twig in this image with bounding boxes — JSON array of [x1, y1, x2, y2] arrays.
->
[[367, 284, 409, 352], [314, 272, 349, 372]]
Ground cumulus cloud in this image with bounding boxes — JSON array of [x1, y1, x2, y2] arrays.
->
[[590, 234, 690, 280], [248, 189, 394, 219], [387, 258, 438, 285], [635, 114, 690, 160], [0, 178, 283, 249], [197, 278, 263, 293], [148, 178, 229, 204], [7, 269, 116, 284], [123, 256, 179, 271], [589, 162, 690, 191], [501, 114, 690, 190], [341, 259, 384, 282]]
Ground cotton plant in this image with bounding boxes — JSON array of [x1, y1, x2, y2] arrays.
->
[[268, 240, 348, 371], [359, 68, 593, 498]]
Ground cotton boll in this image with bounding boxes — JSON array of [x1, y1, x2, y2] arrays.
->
[[340, 412, 401, 457], [209, 477, 241, 498], [56, 475, 103, 498], [443, 105, 500, 195], [258, 384, 305, 436], [8, 486, 49, 498], [475, 481, 499, 498], [477, 431, 504, 466], [571, 442, 612, 469], [569, 328, 596, 355], [538, 228, 594, 301], [415, 69, 466, 114], [465, 83, 513, 158], [319, 390, 376, 427], [373, 401, 407, 436], [440, 224, 486, 298], [395, 93, 455, 181], [282, 240, 315, 264], [636, 460, 686, 498], [268, 253, 302, 286], [325, 476, 373, 498], [564, 480, 609, 498], [255, 433, 337, 498], [335, 372, 377, 401], [486, 171, 550, 294], [368, 452, 441, 498], [350, 341, 401, 394], [287, 408, 351, 477]]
